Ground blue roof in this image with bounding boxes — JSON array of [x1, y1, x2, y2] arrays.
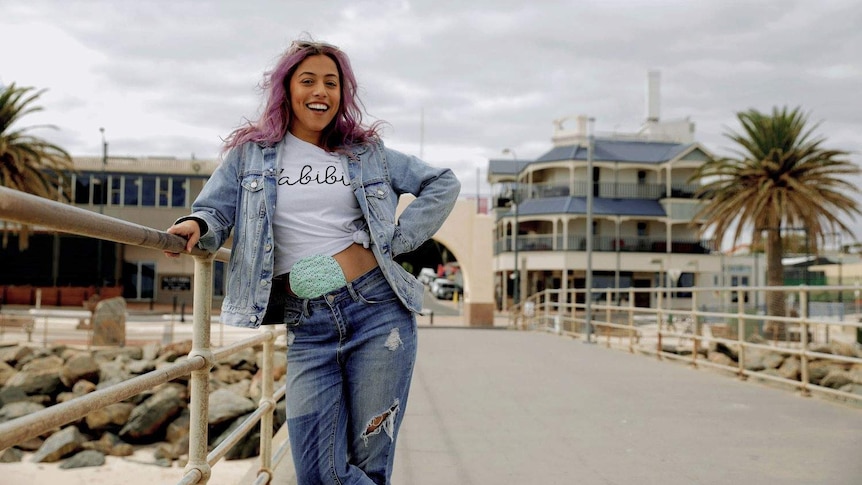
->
[[537, 139, 692, 164], [500, 196, 666, 218], [488, 159, 530, 176]]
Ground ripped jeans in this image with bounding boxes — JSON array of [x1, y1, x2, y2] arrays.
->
[[281, 267, 417, 485]]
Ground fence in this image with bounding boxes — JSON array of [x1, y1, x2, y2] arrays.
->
[[0, 186, 289, 484], [510, 284, 862, 404]]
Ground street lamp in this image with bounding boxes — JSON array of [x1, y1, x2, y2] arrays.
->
[[97, 128, 108, 290], [502, 148, 521, 306], [584, 117, 595, 342]]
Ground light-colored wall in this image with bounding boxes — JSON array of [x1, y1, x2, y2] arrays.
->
[[397, 196, 496, 326]]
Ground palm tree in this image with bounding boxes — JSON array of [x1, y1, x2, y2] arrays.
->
[[693, 106, 860, 326], [0, 83, 74, 249]]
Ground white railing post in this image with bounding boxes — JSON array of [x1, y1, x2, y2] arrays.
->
[[800, 289, 811, 397], [656, 288, 664, 359], [258, 334, 276, 480], [690, 290, 699, 368], [737, 293, 746, 380], [184, 254, 216, 484], [628, 288, 635, 353]]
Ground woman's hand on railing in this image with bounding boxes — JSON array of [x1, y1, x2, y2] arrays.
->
[[164, 220, 202, 258]]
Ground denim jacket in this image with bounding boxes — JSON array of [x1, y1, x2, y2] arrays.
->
[[178, 138, 460, 329]]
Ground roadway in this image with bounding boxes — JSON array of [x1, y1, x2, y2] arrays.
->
[[391, 327, 862, 485]]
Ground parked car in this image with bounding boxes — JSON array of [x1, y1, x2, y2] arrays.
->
[[418, 268, 437, 286], [432, 279, 462, 300]]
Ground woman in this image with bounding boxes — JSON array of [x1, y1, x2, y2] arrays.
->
[[166, 39, 460, 484]]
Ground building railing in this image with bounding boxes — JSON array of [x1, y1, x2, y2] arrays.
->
[[0, 186, 288, 484], [495, 181, 702, 204], [510, 283, 862, 404], [494, 235, 716, 254]]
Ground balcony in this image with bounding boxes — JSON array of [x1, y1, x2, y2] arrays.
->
[[494, 235, 716, 254], [496, 181, 702, 203]]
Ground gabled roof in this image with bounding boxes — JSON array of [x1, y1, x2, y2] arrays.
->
[[536, 139, 693, 164], [500, 196, 666, 218], [488, 159, 530, 176]]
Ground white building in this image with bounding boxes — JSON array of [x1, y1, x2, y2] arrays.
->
[[487, 72, 764, 311]]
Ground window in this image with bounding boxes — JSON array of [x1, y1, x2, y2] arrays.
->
[[124, 261, 156, 300], [73, 174, 90, 204], [637, 171, 647, 184], [157, 178, 169, 207], [142, 176, 157, 206], [731, 275, 750, 303], [637, 222, 647, 237], [109, 176, 123, 206], [93, 175, 108, 206], [124, 176, 140, 206], [172, 177, 188, 207]]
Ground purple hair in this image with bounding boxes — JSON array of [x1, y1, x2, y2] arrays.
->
[[223, 41, 380, 152]]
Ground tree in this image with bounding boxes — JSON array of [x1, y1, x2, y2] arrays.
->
[[0, 83, 74, 249], [692, 106, 860, 322]]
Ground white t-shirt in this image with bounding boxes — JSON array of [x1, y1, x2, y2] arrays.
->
[[272, 133, 364, 276]]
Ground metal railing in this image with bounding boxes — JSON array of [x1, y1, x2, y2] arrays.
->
[[0, 186, 289, 484], [510, 283, 862, 405]]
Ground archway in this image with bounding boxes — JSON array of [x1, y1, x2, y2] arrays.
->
[[396, 197, 494, 326]]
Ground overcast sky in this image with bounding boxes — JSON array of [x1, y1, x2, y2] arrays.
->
[[3, 0, 861, 237]]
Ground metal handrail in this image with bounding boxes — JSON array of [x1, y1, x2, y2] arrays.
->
[[0, 185, 287, 484], [515, 284, 862, 404]]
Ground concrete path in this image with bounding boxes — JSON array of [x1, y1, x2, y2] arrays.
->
[[392, 327, 862, 485]]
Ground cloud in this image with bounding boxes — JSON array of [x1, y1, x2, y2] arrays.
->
[[2, 0, 861, 238]]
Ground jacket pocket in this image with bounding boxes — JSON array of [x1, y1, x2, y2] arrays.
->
[[363, 181, 395, 223]]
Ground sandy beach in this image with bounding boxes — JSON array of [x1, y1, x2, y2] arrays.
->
[[0, 446, 258, 485]]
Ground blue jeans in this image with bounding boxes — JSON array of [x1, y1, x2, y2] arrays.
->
[[281, 267, 417, 484]]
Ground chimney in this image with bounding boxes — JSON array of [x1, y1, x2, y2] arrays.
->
[[646, 70, 660, 123]]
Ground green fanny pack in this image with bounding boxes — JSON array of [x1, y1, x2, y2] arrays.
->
[[289, 254, 348, 299]]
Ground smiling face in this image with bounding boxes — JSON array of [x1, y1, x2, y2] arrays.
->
[[287, 54, 341, 147]]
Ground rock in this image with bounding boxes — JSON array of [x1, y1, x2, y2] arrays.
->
[[713, 341, 738, 361], [15, 436, 43, 451], [0, 386, 28, 407], [743, 348, 768, 371], [72, 379, 98, 395], [212, 365, 252, 385], [0, 400, 46, 423], [93, 347, 143, 362], [761, 352, 785, 370], [119, 385, 184, 442], [141, 343, 161, 361], [21, 355, 63, 372], [820, 370, 854, 389], [208, 388, 256, 426], [165, 408, 191, 444], [0, 360, 16, 387], [707, 351, 734, 367], [0, 345, 33, 367], [60, 354, 100, 387], [808, 360, 839, 385], [157, 340, 192, 363], [218, 347, 257, 371], [59, 450, 106, 469], [82, 432, 134, 457], [91, 297, 127, 346], [97, 360, 131, 389], [830, 341, 862, 358], [4, 368, 63, 396], [85, 402, 135, 431], [31, 426, 86, 463], [839, 383, 862, 398], [127, 359, 155, 374], [0, 447, 23, 463], [778, 356, 801, 381], [213, 412, 260, 460]]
